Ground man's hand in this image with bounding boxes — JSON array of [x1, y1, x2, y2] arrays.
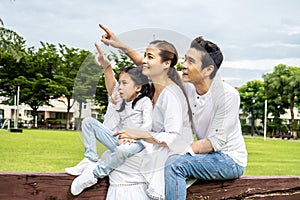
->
[[190, 139, 214, 154]]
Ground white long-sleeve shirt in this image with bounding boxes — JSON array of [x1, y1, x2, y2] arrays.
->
[[141, 83, 194, 199], [183, 76, 247, 167], [103, 84, 152, 132]]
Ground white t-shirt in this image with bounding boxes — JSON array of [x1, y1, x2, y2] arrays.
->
[[183, 76, 247, 167]]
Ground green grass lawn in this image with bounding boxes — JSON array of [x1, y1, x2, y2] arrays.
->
[[0, 129, 299, 176]]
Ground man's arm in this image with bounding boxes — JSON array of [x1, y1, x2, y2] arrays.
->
[[190, 138, 214, 154]]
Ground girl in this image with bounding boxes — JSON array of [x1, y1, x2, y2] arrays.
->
[[65, 44, 153, 196]]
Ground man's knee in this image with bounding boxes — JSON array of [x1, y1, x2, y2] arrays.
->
[[165, 155, 181, 174]]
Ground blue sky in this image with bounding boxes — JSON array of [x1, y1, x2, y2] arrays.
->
[[1, 0, 300, 86]]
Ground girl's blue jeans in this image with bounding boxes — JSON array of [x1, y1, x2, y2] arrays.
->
[[81, 117, 145, 178]]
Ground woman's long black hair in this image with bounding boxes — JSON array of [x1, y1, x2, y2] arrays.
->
[[117, 66, 152, 112]]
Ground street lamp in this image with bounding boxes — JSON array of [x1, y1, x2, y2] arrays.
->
[[251, 97, 256, 136]]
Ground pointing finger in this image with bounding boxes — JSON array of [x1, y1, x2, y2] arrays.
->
[[94, 43, 102, 53], [99, 24, 112, 36]]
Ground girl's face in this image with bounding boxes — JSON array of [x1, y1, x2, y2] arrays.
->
[[118, 72, 141, 101], [142, 45, 169, 79]]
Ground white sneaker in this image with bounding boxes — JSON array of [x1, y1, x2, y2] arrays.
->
[[71, 162, 98, 196], [65, 157, 94, 176]]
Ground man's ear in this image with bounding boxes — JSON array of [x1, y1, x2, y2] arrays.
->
[[204, 65, 215, 77]]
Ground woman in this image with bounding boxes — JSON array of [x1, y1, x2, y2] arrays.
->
[[72, 25, 193, 199], [99, 24, 193, 199]]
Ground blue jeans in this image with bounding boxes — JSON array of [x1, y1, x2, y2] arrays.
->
[[81, 117, 145, 178], [164, 152, 245, 200]]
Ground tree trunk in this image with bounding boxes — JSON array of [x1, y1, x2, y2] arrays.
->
[[76, 101, 83, 131], [290, 97, 297, 139], [251, 109, 255, 136], [32, 108, 38, 128]]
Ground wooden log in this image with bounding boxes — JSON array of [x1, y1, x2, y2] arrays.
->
[[0, 172, 108, 200], [186, 176, 300, 200], [0, 173, 300, 199]]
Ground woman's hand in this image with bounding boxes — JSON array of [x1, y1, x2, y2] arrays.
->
[[99, 24, 125, 49], [94, 43, 111, 69], [114, 128, 143, 140], [99, 24, 144, 66]]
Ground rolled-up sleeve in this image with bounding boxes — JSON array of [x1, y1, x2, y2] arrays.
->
[[207, 90, 240, 152]]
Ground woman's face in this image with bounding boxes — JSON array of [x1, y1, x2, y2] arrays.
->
[[142, 45, 166, 79], [118, 72, 140, 101]]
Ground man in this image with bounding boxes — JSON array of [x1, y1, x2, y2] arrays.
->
[[164, 37, 247, 199], [99, 24, 247, 200]]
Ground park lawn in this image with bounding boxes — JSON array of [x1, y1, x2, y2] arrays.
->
[[0, 129, 300, 176], [243, 136, 300, 176], [0, 129, 107, 172]]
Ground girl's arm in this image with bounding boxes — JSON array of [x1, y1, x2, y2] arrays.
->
[[99, 24, 144, 66], [95, 43, 116, 96]]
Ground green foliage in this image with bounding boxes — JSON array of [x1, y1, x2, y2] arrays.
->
[[263, 64, 300, 137], [239, 80, 265, 119], [0, 20, 26, 61], [239, 80, 265, 135]]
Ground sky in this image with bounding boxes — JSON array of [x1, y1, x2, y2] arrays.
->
[[1, 0, 300, 87]]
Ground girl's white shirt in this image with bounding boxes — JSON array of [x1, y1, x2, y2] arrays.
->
[[103, 84, 152, 132]]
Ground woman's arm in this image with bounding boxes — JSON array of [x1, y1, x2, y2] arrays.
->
[[99, 24, 144, 66], [114, 128, 167, 147], [94, 43, 116, 96]]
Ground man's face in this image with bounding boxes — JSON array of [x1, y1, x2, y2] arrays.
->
[[181, 48, 205, 84]]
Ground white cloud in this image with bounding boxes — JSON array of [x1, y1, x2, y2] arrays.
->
[[252, 43, 300, 48], [223, 58, 300, 71]]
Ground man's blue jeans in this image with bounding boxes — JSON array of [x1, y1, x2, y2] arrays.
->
[[81, 117, 145, 178], [164, 152, 245, 200]]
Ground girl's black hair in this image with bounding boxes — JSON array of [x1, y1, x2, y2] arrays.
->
[[117, 66, 152, 112]]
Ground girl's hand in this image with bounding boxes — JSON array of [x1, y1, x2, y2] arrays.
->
[[110, 91, 121, 105], [94, 42, 111, 69], [118, 138, 134, 145], [99, 24, 125, 49]]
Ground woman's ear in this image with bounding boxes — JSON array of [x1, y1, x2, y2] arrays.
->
[[163, 60, 171, 70]]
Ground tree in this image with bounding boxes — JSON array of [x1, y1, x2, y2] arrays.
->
[[73, 52, 103, 130], [285, 66, 300, 138], [263, 64, 296, 138], [54, 44, 91, 129], [239, 80, 265, 136], [13, 43, 61, 127], [0, 18, 26, 61]]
